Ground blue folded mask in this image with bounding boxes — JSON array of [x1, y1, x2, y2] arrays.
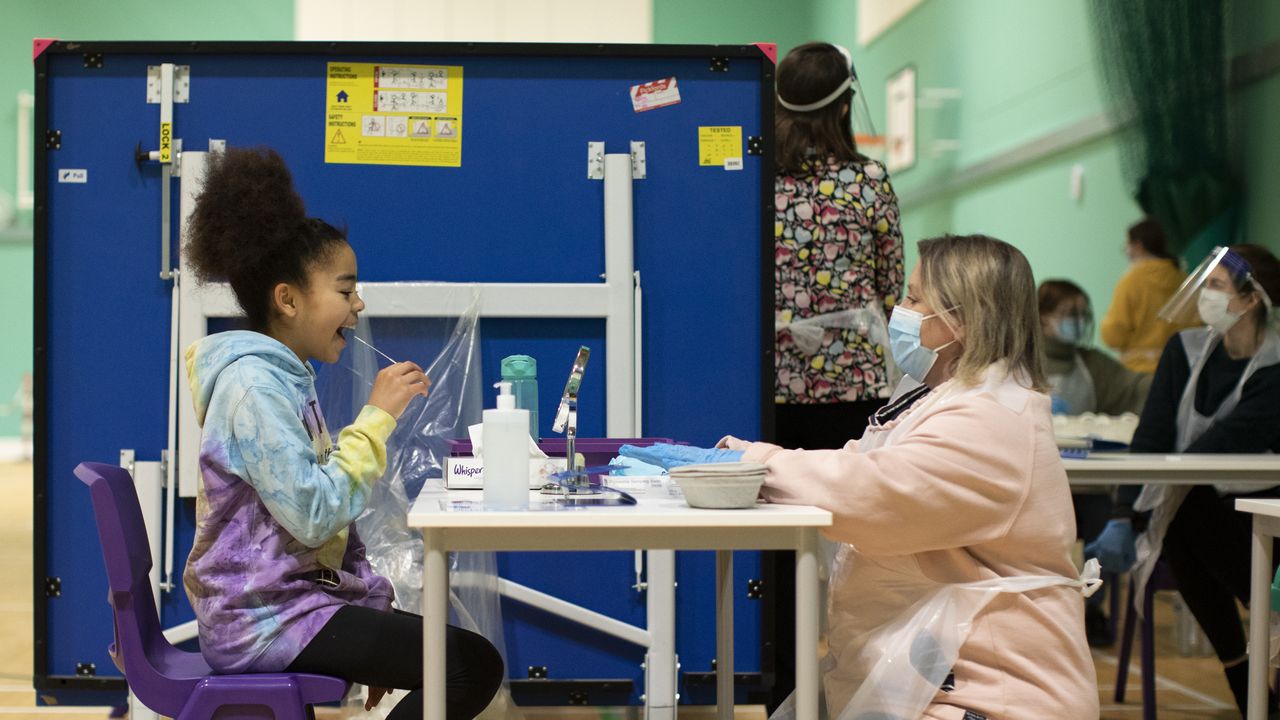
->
[[888, 306, 958, 382], [1056, 316, 1089, 345]]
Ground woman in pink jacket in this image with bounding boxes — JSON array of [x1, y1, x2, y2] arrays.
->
[[725, 235, 1099, 719]]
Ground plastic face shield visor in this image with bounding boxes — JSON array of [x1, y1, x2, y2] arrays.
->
[[776, 44, 878, 142], [1157, 246, 1273, 326]]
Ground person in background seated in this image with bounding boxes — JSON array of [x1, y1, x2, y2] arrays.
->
[[1088, 244, 1280, 715], [1100, 218, 1187, 373], [1040, 278, 1152, 645], [1040, 278, 1152, 416]]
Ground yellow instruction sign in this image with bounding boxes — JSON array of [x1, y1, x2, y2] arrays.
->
[[325, 62, 464, 167], [698, 126, 742, 167]]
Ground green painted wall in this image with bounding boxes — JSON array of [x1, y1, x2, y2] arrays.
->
[[0, 0, 292, 437], [653, 0, 817, 63], [808, 0, 1144, 342], [657, 0, 1280, 343]]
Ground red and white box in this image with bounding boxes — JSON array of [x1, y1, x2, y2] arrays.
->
[[630, 77, 681, 113]]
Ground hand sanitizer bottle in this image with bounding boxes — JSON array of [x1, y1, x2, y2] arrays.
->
[[483, 381, 530, 510]]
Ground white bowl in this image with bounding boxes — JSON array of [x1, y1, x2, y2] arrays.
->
[[672, 464, 766, 509]]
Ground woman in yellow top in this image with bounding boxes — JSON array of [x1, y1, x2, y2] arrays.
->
[[1101, 218, 1187, 372]]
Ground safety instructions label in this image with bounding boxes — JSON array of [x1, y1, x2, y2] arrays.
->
[[325, 62, 463, 167], [698, 126, 742, 168]]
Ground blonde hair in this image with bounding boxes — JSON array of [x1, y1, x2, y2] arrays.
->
[[917, 234, 1048, 391]]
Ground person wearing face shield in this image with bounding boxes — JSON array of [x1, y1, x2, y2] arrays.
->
[[1039, 279, 1152, 417], [1086, 244, 1280, 715], [718, 235, 1099, 720], [768, 41, 904, 714], [772, 42, 903, 448]]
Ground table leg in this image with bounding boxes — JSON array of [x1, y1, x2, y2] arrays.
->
[[1249, 518, 1273, 720], [646, 550, 677, 720], [796, 529, 819, 720], [424, 529, 448, 720], [716, 550, 734, 720]]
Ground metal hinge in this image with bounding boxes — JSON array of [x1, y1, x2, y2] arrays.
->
[[630, 140, 647, 179], [147, 65, 191, 103], [45, 577, 61, 598], [75, 662, 96, 676], [83, 53, 103, 69], [527, 666, 548, 679], [747, 578, 764, 599], [747, 136, 764, 156], [46, 130, 61, 150], [587, 141, 647, 180], [710, 56, 729, 72], [587, 141, 604, 179]]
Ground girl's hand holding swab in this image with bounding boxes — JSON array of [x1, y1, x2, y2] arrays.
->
[[368, 361, 431, 419]]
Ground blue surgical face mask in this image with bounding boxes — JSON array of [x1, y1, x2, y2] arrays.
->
[[1056, 316, 1088, 346], [889, 305, 958, 382]]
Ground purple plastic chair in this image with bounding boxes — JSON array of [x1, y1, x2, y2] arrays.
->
[[76, 461, 350, 719], [1113, 559, 1176, 720]]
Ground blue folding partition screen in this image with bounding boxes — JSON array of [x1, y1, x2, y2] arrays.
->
[[34, 41, 775, 706]]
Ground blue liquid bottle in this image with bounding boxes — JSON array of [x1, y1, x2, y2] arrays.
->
[[500, 354, 539, 440]]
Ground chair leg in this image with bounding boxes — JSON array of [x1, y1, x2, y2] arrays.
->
[[1141, 580, 1156, 720], [1114, 575, 1137, 703]]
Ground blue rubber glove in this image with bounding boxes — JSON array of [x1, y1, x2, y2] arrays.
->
[[1084, 518, 1137, 574], [617, 443, 743, 470], [1050, 394, 1070, 416], [608, 455, 667, 476]]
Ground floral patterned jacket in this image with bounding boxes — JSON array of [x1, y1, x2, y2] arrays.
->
[[775, 156, 903, 403]]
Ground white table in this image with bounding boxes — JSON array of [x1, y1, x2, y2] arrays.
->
[[1064, 453, 1280, 486], [1236, 497, 1280, 720], [1062, 453, 1280, 720], [407, 489, 832, 720]]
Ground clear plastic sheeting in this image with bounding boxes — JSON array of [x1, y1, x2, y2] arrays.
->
[[768, 553, 1101, 720], [314, 285, 522, 720]]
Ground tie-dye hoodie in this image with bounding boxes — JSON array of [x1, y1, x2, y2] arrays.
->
[[183, 330, 396, 673]]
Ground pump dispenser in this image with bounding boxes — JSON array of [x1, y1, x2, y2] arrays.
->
[[482, 381, 531, 510]]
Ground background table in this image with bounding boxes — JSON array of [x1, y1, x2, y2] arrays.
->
[[1065, 453, 1280, 720]]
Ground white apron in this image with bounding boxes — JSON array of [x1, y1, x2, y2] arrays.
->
[[1048, 352, 1097, 416], [1131, 327, 1280, 608], [772, 369, 1101, 720]]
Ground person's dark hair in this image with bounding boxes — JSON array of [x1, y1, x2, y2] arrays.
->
[[776, 42, 864, 174], [185, 147, 347, 330], [1228, 244, 1280, 322], [1127, 218, 1175, 263], [1037, 279, 1090, 317]]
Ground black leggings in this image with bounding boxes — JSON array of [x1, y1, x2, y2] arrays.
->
[[285, 605, 504, 720], [1163, 485, 1280, 663]]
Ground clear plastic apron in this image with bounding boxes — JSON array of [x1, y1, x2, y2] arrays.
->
[[1131, 327, 1280, 609], [776, 307, 890, 357], [771, 371, 1101, 720], [1048, 352, 1097, 416]]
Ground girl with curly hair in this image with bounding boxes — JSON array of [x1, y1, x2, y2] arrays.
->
[[182, 146, 503, 719]]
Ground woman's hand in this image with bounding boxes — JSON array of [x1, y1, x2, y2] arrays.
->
[[365, 686, 394, 711], [717, 435, 751, 451], [368, 361, 431, 419]]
